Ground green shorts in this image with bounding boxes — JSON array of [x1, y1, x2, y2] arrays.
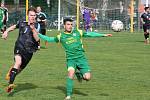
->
[[66, 57, 91, 75]]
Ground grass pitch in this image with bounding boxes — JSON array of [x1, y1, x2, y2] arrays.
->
[[0, 30, 150, 100]]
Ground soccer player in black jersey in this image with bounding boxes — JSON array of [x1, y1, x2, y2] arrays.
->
[[141, 7, 150, 44], [2, 7, 40, 93]]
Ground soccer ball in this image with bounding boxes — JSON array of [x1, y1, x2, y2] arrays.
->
[[111, 20, 123, 32]]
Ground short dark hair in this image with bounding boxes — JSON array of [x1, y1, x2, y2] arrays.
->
[[144, 7, 149, 11], [28, 7, 37, 14], [63, 18, 73, 25]]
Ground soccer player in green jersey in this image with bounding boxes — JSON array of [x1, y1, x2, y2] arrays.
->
[[36, 18, 112, 100], [1, 2, 8, 32], [0, 5, 4, 33]]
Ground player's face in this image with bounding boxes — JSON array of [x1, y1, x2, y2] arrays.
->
[[28, 11, 36, 24], [1, 3, 4, 7], [64, 21, 73, 33], [36, 7, 41, 13]]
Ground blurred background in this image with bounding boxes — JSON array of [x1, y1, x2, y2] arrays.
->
[[1, 0, 150, 32]]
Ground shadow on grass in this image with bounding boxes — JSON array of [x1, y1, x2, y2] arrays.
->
[[136, 40, 144, 43], [8, 83, 38, 97], [55, 86, 88, 96], [40, 46, 47, 49], [99, 93, 109, 96]]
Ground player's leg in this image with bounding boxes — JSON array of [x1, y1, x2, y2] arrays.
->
[[77, 57, 91, 81], [3, 19, 7, 32], [146, 26, 150, 44], [6, 54, 22, 93], [6, 49, 33, 93], [65, 68, 75, 100], [85, 20, 89, 32], [0, 22, 3, 33], [93, 20, 98, 32], [39, 29, 48, 48], [143, 25, 149, 44], [65, 60, 76, 100], [42, 29, 48, 48], [75, 69, 83, 82], [83, 72, 91, 81], [37, 29, 42, 49], [146, 29, 150, 44], [5, 64, 14, 80]]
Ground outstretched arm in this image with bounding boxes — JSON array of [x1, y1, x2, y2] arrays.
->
[[83, 31, 112, 37], [38, 33, 58, 43], [1, 25, 16, 39]]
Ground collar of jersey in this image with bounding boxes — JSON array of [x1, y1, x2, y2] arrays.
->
[[64, 30, 73, 34]]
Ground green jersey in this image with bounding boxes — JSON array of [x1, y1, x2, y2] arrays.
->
[[56, 29, 85, 59], [0, 7, 4, 21], [0, 7, 4, 29], [38, 29, 110, 59]]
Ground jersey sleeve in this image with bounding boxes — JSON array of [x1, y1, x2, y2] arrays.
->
[[40, 12, 47, 20], [83, 32, 108, 37], [42, 12, 47, 19], [38, 33, 58, 43], [141, 13, 145, 18]]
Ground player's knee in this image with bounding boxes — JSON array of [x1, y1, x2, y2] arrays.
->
[[14, 60, 22, 67], [14, 55, 22, 67], [68, 73, 74, 79], [147, 31, 150, 34], [68, 68, 75, 79], [83, 73, 91, 81]]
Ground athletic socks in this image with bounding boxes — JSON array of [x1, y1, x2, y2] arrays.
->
[[66, 77, 73, 96], [9, 68, 18, 84], [144, 33, 149, 40]]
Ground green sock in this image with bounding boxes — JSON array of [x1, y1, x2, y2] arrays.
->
[[66, 77, 73, 96]]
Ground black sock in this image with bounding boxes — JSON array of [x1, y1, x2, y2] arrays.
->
[[9, 68, 18, 84], [4, 26, 6, 32], [144, 33, 149, 40]]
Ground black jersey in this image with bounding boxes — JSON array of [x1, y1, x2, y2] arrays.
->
[[15, 20, 40, 53], [141, 12, 150, 26], [36, 12, 47, 29]]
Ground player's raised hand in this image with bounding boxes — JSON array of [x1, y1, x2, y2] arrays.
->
[[1, 31, 8, 40], [30, 23, 35, 30], [106, 34, 112, 37]]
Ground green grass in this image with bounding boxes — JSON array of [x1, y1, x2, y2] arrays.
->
[[1, 30, 150, 100]]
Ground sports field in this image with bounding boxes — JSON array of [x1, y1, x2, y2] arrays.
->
[[0, 30, 150, 100]]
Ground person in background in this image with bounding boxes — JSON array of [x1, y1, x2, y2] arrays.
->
[[1, 2, 8, 32], [0, 2, 4, 33], [91, 9, 99, 32], [141, 7, 150, 44], [82, 7, 92, 32], [36, 6, 47, 49]]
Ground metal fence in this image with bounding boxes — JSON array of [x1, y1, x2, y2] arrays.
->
[[2, 0, 148, 31]]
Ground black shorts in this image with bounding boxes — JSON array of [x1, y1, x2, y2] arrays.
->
[[3, 16, 7, 25], [14, 47, 33, 70], [143, 25, 150, 32], [3, 20, 6, 25], [40, 29, 46, 35]]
